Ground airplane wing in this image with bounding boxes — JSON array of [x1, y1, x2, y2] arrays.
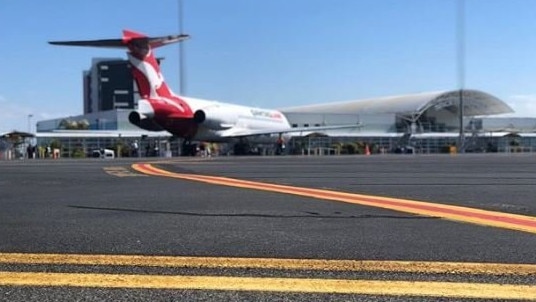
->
[[218, 123, 362, 138]]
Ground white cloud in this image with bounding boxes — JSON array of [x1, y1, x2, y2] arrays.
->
[[0, 95, 32, 132], [0, 95, 74, 133], [502, 94, 536, 118]]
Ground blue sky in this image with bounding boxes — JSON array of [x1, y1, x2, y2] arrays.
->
[[1, 0, 536, 132]]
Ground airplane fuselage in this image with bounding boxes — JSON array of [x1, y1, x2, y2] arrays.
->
[[123, 36, 293, 141], [180, 97, 291, 141]]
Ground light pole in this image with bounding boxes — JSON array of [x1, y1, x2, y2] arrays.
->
[[457, 0, 466, 152], [27, 114, 33, 133], [178, 0, 186, 95]]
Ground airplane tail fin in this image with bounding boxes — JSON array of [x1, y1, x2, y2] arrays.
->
[[49, 30, 190, 99]]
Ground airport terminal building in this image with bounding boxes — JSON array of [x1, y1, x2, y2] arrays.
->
[[32, 57, 536, 158], [35, 89, 536, 157], [278, 89, 536, 154]]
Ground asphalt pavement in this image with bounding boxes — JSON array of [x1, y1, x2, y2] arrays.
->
[[0, 154, 535, 301]]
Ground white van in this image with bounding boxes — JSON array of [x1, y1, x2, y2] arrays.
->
[[92, 149, 115, 159]]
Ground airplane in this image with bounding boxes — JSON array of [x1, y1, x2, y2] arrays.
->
[[49, 30, 360, 155]]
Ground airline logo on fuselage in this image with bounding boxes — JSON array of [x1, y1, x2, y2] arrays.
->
[[250, 109, 282, 119]]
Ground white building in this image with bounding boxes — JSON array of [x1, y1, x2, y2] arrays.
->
[[35, 88, 536, 156], [280, 89, 513, 135]]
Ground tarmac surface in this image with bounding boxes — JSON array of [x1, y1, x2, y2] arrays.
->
[[0, 154, 535, 301]]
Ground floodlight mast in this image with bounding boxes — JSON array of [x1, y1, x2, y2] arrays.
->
[[457, 0, 466, 153], [178, 0, 186, 95]]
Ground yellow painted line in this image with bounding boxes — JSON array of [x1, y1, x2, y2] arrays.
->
[[0, 272, 534, 299], [1, 253, 535, 276], [132, 163, 536, 234]]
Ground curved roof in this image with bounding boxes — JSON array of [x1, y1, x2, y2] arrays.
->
[[279, 89, 513, 117], [0, 131, 35, 139]]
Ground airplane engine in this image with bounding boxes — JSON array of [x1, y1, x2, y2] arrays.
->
[[128, 99, 162, 131], [193, 107, 237, 130]]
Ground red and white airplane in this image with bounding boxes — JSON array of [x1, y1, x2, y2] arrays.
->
[[49, 30, 358, 153]]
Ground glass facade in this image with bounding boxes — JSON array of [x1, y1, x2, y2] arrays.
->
[[36, 135, 179, 158], [288, 135, 536, 155]]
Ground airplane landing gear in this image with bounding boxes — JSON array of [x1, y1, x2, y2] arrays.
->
[[233, 138, 251, 156], [233, 142, 249, 155], [181, 139, 197, 156], [275, 133, 285, 155]]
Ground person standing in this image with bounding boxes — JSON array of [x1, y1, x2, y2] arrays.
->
[[131, 140, 139, 157]]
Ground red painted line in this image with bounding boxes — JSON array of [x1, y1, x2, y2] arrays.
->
[[133, 164, 536, 233]]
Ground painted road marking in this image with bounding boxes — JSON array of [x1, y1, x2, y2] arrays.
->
[[1, 253, 534, 299], [103, 166, 147, 177], [132, 163, 536, 234], [0, 253, 536, 275], [0, 272, 535, 299]]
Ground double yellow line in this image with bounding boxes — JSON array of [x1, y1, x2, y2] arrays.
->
[[2, 253, 536, 275], [0, 253, 535, 299], [132, 163, 536, 234], [2, 272, 535, 299]]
